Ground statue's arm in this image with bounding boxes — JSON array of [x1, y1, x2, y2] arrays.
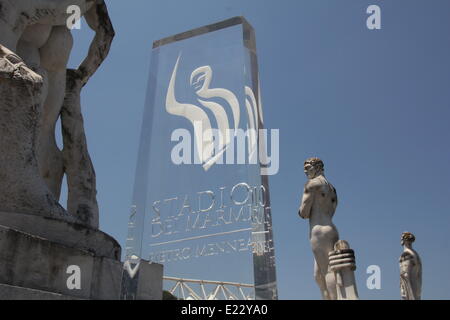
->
[[75, 1, 115, 86], [299, 182, 314, 219]]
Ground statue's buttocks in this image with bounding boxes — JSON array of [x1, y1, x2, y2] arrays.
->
[[310, 225, 339, 244]]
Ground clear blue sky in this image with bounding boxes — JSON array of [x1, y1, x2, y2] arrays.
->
[[62, 0, 450, 299]]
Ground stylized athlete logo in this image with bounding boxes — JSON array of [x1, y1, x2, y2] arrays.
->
[[166, 54, 262, 170]]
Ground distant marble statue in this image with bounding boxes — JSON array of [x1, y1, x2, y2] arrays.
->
[[399, 232, 422, 300], [0, 0, 114, 228], [298, 158, 339, 300], [329, 240, 359, 300]]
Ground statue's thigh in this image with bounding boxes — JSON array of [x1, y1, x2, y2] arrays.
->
[[39, 27, 73, 127], [312, 249, 330, 274], [40, 26, 73, 72]]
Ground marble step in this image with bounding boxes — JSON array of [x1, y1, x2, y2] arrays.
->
[[0, 283, 83, 300]]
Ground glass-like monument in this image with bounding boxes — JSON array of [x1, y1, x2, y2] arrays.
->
[[125, 17, 277, 300]]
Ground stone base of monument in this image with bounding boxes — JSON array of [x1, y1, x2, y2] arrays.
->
[[0, 212, 163, 300], [0, 283, 83, 300]]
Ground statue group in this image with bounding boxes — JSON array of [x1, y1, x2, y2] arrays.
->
[[0, 0, 114, 228], [0, 0, 424, 300], [0, 0, 163, 300], [298, 157, 422, 300]]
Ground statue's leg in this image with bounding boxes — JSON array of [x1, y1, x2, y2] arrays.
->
[[38, 26, 73, 200], [314, 259, 330, 300], [325, 268, 337, 300], [60, 70, 99, 229], [313, 240, 339, 300]]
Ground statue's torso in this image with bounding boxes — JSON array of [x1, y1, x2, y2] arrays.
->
[[400, 248, 422, 300], [309, 176, 338, 226], [308, 176, 339, 246]]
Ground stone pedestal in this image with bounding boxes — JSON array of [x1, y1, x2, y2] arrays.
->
[[0, 212, 163, 300], [0, 222, 122, 299], [0, 211, 120, 259], [0, 283, 82, 300]]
